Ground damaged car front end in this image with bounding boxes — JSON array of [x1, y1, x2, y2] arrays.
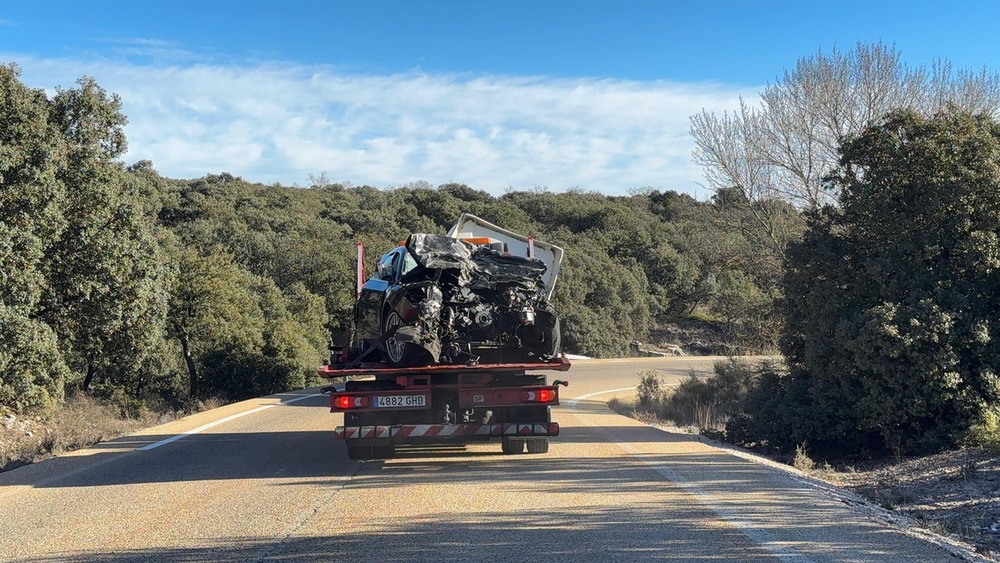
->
[[355, 231, 561, 367]]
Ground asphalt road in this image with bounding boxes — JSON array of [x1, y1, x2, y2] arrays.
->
[[0, 357, 982, 562]]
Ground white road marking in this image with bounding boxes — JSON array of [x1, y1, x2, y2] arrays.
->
[[571, 391, 812, 561], [567, 381, 687, 406], [565, 387, 637, 405], [138, 393, 324, 451], [593, 422, 812, 561]]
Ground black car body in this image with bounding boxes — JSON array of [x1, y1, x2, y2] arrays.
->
[[354, 221, 562, 367]]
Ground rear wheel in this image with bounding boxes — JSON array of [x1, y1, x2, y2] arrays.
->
[[347, 444, 371, 460], [501, 437, 526, 454], [526, 438, 549, 454], [517, 315, 562, 361], [347, 444, 394, 460], [382, 309, 428, 367]]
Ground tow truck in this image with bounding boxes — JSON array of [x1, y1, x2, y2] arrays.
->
[[320, 214, 571, 460]]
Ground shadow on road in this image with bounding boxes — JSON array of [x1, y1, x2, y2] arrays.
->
[[12, 500, 922, 562], [13, 506, 776, 562], [1, 400, 763, 493], [0, 428, 347, 489], [2, 397, 955, 562]]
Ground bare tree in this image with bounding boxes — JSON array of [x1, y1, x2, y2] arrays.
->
[[692, 42, 1000, 219], [307, 170, 332, 188]]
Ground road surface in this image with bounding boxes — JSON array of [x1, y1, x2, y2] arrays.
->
[[0, 357, 981, 562]]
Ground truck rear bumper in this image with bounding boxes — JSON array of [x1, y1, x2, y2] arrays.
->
[[335, 422, 559, 442]]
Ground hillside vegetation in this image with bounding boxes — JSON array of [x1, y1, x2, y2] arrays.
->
[[6, 40, 1000, 467], [0, 63, 786, 423]]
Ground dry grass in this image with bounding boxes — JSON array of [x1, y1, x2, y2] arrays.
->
[[0, 394, 178, 472], [607, 397, 681, 429], [792, 444, 816, 472], [608, 397, 701, 434], [827, 448, 1000, 559]]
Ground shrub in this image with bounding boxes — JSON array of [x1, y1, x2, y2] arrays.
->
[[662, 358, 759, 431], [793, 443, 816, 472], [779, 108, 1000, 458], [0, 307, 70, 415], [966, 407, 1000, 452], [636, 370, 664, 409], [631, 359, 770, 433]]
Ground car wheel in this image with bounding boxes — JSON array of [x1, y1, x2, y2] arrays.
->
[[382, 309, 425, 367]]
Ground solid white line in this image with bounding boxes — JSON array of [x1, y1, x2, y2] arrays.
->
[[564, 384, 810, 558], [594, 422, 812, 561], [565, 386, 637, 405], [138, 393, 324, 451], [280, 393, 326, 405]]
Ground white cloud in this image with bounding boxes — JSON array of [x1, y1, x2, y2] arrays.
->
[[8, 55, 757, 197]]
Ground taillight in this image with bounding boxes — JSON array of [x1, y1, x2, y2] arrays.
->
[[334, 395, 368, 409], [522, 389, 556, 403]]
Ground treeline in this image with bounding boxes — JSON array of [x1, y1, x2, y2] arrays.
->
[[0, 63, 786, 417]]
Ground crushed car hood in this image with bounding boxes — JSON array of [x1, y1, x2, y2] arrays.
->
[[406, 233, 548, 287], [447, 214, 563, 299], [391, 233, 559, 364]]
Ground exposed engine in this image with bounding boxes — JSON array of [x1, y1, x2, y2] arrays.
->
[[393, 234, 560, 365]]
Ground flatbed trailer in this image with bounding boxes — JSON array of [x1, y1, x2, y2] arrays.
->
[[320, 355, 570, 460]]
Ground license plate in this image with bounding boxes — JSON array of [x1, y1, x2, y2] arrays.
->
[[373, 394, 427, 408]]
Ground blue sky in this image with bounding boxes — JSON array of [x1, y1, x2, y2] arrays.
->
[[2, 1, 997, 196]]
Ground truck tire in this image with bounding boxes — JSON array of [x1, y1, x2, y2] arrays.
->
[[347, 444, 372, 460], [502, 437, 525, 454], [526, 438, 549, 454], [347, 444, 394, 460]]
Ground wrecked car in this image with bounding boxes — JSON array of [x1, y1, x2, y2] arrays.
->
[[354, 216, 562, 367]]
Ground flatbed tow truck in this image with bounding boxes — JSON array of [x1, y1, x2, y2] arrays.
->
[[320, 214, 571, 460]]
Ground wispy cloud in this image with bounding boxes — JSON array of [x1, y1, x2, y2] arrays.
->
[[90, 37, 202, 65], [9, 55, 756, 196], [0, 19, 17, 27]]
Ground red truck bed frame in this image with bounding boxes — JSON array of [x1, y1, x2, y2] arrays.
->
[[319, 355, 571, 459]]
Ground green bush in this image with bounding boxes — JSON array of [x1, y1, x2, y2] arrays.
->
[[633, 359, 767, 433], [664, 358, 758, 430], [636, 370, 664, 409], [0, 306, 69, 414], [767, 108, 1000, 459], [966, 407, 1000, 452]]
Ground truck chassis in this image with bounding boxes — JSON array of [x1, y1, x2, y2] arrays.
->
[[320, 356, 570, 460]]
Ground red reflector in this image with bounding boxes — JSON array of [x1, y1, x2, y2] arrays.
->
[[336, 396, 351, 409], [539, 389, 553, 402]]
